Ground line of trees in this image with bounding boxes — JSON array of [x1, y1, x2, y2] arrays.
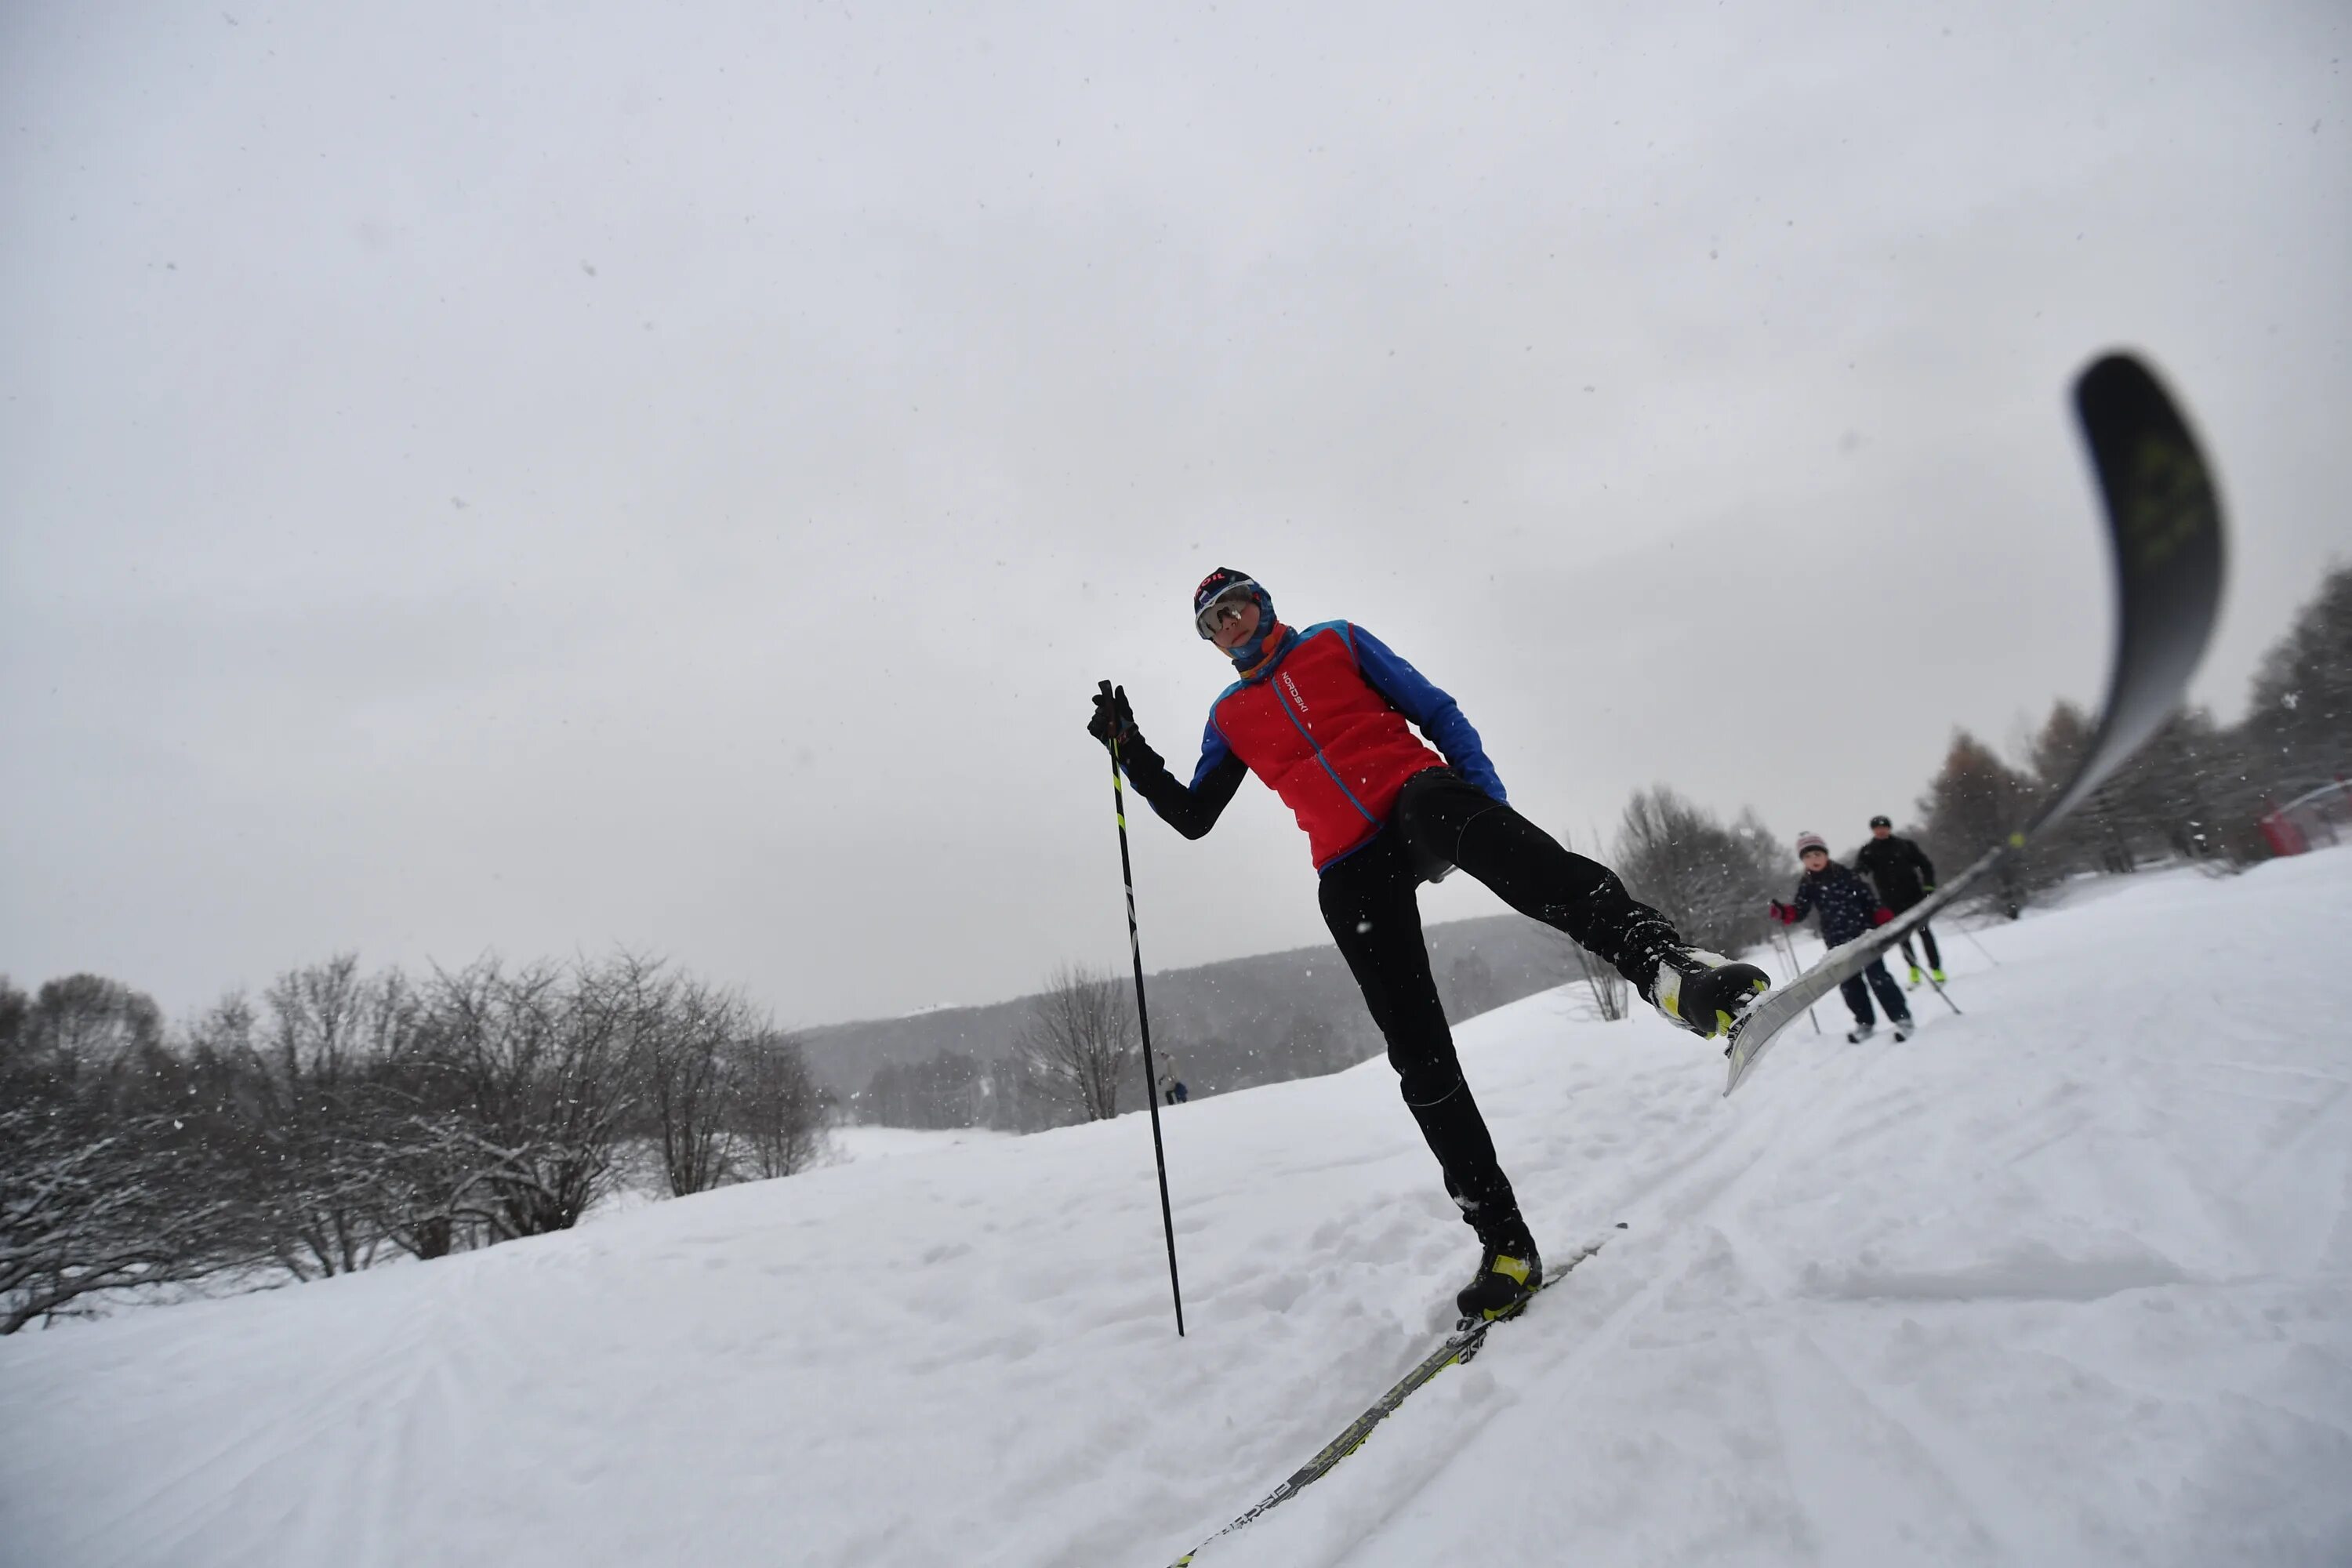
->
[[859, 964, 1149, 1131], [1909, 561, 2352, 913], [2, 954, 827, 1334], [857, 1048, 1076, 1132]]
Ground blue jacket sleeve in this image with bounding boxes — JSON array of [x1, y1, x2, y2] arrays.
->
[[1188, 718, 1235, 792], [1347, 625, 1507, 801]]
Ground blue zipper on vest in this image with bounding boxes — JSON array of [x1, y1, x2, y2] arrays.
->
[[1272, 674, 1379, 829]]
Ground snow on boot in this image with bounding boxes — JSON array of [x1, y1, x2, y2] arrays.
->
[[1846, 1022, 1877, 1043], [1456, 1215, 1543, 1324], [1647, 949, 1771, 1040]]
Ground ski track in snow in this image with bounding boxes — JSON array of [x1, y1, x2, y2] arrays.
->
[[3, 856, 2350, 1567]]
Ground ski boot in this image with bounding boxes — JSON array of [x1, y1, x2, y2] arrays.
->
[[1891, 1018, 1915, 1042], [1457, 1213, 1543, 1324], [1907, 964, 1924, 988], [1930, 968, 1948, 985], [1646, 949, 1772, 1040], [1847, 1022, 1876, 1044]]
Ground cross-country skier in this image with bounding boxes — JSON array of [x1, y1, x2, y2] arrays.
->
[[1769, 832, 1913, 1041], [1087, 568, 1770, 1322], [1853, 815, 1944, 985]]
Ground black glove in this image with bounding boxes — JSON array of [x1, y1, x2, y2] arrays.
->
[[1088, 682, 1141, 752]]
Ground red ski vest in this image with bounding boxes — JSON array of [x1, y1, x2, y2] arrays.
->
[[1210, 623, 1446, 869]]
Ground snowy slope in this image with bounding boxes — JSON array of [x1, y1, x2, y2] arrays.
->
[[3, 853, 2348, 1568]]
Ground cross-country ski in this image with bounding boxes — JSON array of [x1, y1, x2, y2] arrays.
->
[[1168, 1230, 1620, 1566]]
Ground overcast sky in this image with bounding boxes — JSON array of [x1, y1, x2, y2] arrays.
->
[[3, 1, 2346, 1029]]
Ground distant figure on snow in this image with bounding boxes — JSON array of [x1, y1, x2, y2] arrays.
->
[[1088, 568, 1771, 1324], [1157, 1063, 1188, 1106], [1770, 831, 1913, 1043], [1853, 815, 1944, 986]]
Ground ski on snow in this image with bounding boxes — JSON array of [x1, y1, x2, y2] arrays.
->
[[1166, 1229, 1621, 1566], [1726, 351, 2229, 1094]]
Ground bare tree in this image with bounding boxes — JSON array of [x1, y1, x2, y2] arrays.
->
[[730, 1030, 829, 1179], [1565, 938, 1630, 1022], [20, 974, 164, 1079], [1916, 730, 2048, 916], [2025, 699, 2126, 875], [1536, 830, 1630, 1021], [230, 956, 419, 1279], [627, 960, 770, 1198], [0, 978, 28, 1067], [410, 956, 638, 1239], [1613, 786, 1788, 960], [2244, 561, 2352, 788], [2, 977, 249, 1334], [1016, 963, 1138, 1121], [0, 1099, 251, 1334]]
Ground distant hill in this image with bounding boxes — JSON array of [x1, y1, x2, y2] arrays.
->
[[800, 912, 1617, 1125]]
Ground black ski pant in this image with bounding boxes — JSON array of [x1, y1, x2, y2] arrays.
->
[[1839, 958, 1911, 1028], [1317, 768, 1680, 1237]]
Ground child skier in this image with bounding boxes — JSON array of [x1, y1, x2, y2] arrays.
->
[[1769, 832, 1914, 1041], [1853, 815, 1944, 985], [1087, 568, 1770, 1322]]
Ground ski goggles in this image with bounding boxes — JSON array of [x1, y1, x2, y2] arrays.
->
[[1194, 581, 1260, 639]]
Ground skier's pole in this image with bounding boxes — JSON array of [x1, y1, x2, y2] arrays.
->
[[1960, 927, 2002, 967], [1099, 681, 1185, 1338], [1925, 976, 1963, 1014], [1919, 956, 1963, 1016], [1773, 926, 1821, 1035]]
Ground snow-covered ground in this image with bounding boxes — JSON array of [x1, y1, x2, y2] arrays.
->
[[825, 1123, 1015, 1166], [3, 853, 2347, 1567]]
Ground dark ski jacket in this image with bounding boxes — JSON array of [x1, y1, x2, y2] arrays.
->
[[1782, 861, 1888, 946], [1854, 834, 1936, 909], [1120, 622, 1503, 872]]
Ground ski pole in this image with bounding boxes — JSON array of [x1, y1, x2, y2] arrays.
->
[[1099, 681, 1186, 1338], [1774, 925, 1821, 1035], [1960, 927, 2002, 967], [1929, 968, 1966, 1020], [1919, 960, 1963, 1016]]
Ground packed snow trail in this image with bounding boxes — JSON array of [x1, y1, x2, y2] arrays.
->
[[3, 854, 2348, 1567]]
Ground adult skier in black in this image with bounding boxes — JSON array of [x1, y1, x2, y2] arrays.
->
[[1853, 815, 1944, 985], [1088, 568, 1771, 1322], [1769, 832, 1913, 1041]]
